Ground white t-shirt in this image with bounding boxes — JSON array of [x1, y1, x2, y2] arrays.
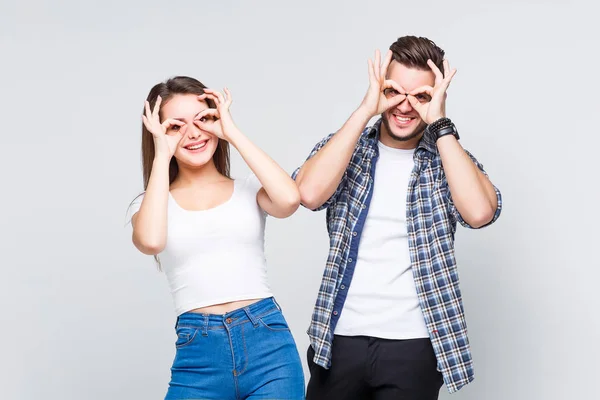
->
[[127, 175, 273, 315], [334, 141, 429, 339]]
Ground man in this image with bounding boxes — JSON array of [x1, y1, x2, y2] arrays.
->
[[293, 36, 502, 399]]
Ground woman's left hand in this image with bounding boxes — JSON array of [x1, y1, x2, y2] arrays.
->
[[195, 88, 235, 141]]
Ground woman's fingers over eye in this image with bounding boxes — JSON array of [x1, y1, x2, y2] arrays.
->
[[195, 108, 219, 121], [210, 90, 225, 104], [207, 91, 222, 104], [166, 118, 186, 126], [200, 92, 220, 104], [202, 89, 220, 99], [152, 96, 162, 117], [142, 114, 151, 129], [162, 119, 186, 131], [223, 87, 232, 103]]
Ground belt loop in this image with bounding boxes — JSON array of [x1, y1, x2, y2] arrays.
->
[[174, 316, 179, 330], [243, 306, 259, 327], [202, 314, 209, 336]]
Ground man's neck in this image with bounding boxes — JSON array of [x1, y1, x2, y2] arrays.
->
[[378, 123, 422, 150]]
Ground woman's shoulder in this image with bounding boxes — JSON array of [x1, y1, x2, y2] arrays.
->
[[236, 174, 262, 195]]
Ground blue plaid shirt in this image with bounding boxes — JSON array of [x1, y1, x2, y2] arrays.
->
[[293, 119, 502, 393]]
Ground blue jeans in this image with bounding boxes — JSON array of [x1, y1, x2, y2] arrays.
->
[[165, 297, 305, 399]]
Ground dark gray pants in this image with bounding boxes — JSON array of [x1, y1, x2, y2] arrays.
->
[[306, 335, 443, 400]]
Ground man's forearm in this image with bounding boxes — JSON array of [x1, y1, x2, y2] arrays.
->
[[296, 107, 372, 209], [437, 135, 498, 227]]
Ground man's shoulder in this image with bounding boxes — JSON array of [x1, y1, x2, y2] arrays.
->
[[355, 125, 377, 149]]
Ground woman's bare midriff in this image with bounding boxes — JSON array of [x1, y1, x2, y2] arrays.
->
[[188, 298, 264, 315]]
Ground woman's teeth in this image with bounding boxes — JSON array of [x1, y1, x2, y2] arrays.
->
[[187, 142, 206, 150]]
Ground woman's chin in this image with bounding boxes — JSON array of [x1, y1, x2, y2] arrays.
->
[[174, 153, 215, 169]]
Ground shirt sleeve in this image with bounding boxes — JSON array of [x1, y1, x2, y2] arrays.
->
[[125, 193, 145, 225], [444, 150, 502, 229], [292, 133, 347, 211]]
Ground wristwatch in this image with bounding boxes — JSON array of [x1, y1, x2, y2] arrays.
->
[[429, 117, 460, 141]]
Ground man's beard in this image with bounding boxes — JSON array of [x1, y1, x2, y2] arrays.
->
[[381, 114, 426, 142]]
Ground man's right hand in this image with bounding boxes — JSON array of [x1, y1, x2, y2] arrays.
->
[[359, 49, 406, 117]]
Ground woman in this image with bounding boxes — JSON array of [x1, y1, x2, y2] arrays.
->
[[127, 76, 305, 399]]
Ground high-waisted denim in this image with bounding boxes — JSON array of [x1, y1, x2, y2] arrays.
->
[[165, 297, 305, 399]]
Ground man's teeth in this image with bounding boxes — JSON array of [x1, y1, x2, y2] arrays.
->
[[395, 116, 412, 122], [187, 142, 206, 150]]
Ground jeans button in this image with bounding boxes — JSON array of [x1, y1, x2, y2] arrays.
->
[[226, 318, 232, 324]]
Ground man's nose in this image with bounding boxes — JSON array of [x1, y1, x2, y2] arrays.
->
[[396, 95, 413, 114]]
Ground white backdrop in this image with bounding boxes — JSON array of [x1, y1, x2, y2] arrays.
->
[[1, 0, 599, 399]]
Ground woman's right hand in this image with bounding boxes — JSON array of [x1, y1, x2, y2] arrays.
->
[[142, 95, 188, 160]]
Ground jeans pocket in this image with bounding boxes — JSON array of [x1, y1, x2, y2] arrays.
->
[[258, 310, 291, 332], [175, 326, 198, 348]]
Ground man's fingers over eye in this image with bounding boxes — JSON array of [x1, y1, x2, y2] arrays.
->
[[383, 79, 405, 93], [409, 86, 434, 96], [374, 49, 381, 78], [380, 50, 393, 79], [442, 67, 457, 88], [407, 95, 424, 109], [368, 59, 378, 83], [427, 60, 444, 84], [387, 94, 406, 108]]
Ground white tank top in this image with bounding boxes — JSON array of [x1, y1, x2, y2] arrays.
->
[[127, 175, 272, 315]]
